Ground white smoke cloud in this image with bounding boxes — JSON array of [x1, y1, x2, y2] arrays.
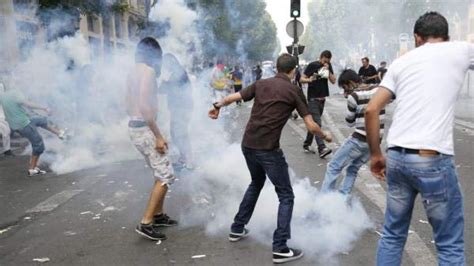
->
[[149, 0, 200, 66], [2, 1, 373, 262]]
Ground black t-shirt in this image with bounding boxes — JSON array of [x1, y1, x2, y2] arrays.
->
[[358, 65, 378, 84], [304, 61, 333, 99]]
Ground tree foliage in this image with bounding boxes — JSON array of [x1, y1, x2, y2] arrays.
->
[[301, 0, 471, 64], [195, 0, 278, 62]]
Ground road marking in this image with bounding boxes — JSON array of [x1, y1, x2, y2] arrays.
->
[[26, 190, 84, 213], [455, 118, 474, 130], [287, 100, 437, 265]]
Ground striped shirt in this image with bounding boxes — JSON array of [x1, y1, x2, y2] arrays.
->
[[345, 87, 385, 141]]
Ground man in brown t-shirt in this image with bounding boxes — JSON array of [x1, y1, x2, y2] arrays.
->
[[209, 54, 332, 264]]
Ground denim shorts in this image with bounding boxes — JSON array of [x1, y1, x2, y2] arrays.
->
[[19, 117, 48, 156]]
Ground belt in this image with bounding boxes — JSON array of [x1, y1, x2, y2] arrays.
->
[[388, 146, 440, 156], [308, 97, 326, 102], [352, 132, 367, 142], [128, 120, 147, 128]]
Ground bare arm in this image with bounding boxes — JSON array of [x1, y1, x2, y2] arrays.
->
[[21, 101, 49, 113], [138, 69, 166, 152], [365, 87, 393, 180], [208, 92, 242, 119], [303, 114, 332, 142], [299, 74, 314, 84]]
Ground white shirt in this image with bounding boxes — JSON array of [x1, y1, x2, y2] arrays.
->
[[380, 41, 474, 155]]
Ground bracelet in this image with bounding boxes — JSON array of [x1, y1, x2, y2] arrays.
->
[[213, 102, 221, 110]]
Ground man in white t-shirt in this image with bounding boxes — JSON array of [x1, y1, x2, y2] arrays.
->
[[365, 12, 469, 265]]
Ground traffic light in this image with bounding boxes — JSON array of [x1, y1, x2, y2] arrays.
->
[[290, 0, 301, 18]]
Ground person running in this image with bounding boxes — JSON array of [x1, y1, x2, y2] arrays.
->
[[365, 12, 469, 265], [0, 82, 65, 175], [126, 37, 177, 241], [321, 69, 385, 194], [209, 54, 332, 264], [299, 50, 336, 158], [230, 65, 243, 106]]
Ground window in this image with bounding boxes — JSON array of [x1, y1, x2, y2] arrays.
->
[[115, 14, 122, 38]]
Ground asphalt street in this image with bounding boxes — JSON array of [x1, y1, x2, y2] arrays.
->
[[0, 95, 473, 265]]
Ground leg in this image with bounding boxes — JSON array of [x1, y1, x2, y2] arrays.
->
[[170, 116, 192, 164], [313, 100, 326, 151], [19, 123, 45, 170], [303, 101, 319, 147], [31, 117, 61, 136], [257, 149, 294, 252], [339, 140, 370, 194], [321, 138, 356, 192], [377, 151, 417, 266], [129, 127, 176, 224], [141, 181, 168, 224], [231, 147, 267, 233], [419, 157, 465, 265]]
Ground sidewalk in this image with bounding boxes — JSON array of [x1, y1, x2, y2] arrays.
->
[[455, 96, 474, 122]]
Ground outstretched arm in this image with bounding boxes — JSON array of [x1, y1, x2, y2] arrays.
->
[[22, 101, 49, 114], [303, 114, 332, 142], [208, 92, 243, 119]]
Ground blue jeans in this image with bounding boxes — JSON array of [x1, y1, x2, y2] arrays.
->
[[377, 149, 465, 266], [321, 136, 369, 194], [231, 146, 294, 252], [19, 117, 48, 156]]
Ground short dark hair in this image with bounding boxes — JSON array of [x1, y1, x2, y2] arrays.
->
[[276, 53, 297, 74], [381, 61, 387, 65], [320, 50, 332, 59], [135, 37, 163, 75], [338, 69, 361, 88], [414, 11, 449, 41], [362, 57, 369, 63]]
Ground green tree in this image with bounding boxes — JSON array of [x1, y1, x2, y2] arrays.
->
[[195, 0, 277, 62]]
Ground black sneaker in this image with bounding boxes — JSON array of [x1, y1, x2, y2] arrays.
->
[[273, 248, 304, 264], [135, 223, 167, 241], [229, 228, 249, 242], [319, 147, 332, 158], [153, 213, 178, 227], [303, 145, 316, 154]]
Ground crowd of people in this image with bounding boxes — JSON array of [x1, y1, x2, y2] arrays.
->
[[0, 11, 470, 265], [209, 11, 470, 265]]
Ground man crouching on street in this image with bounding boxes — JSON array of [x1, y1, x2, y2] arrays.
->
[[209, 53, 332, 264]]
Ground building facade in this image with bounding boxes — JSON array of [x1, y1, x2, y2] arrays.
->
[[0, 0, 151, 73]]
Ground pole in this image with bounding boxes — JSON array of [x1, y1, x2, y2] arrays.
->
[[292, 17, 299, 64]]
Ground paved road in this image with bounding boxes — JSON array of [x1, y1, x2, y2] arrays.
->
[[0, 95, 472, 265]]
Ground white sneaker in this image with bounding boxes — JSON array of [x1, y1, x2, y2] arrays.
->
[[28, 167, 47, 176], [58, 129, 67, 140]]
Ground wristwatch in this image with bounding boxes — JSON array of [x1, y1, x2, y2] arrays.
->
[[213, 102, 221, 110]]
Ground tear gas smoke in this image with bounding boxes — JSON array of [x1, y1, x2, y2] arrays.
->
[[1, 0, 373, 262]]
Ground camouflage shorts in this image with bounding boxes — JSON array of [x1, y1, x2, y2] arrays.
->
[[128, 126, 175, 185]]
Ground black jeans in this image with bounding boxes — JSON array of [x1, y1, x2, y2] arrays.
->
[[231, 146, 294, 252], [304, 98, 326, 151]]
